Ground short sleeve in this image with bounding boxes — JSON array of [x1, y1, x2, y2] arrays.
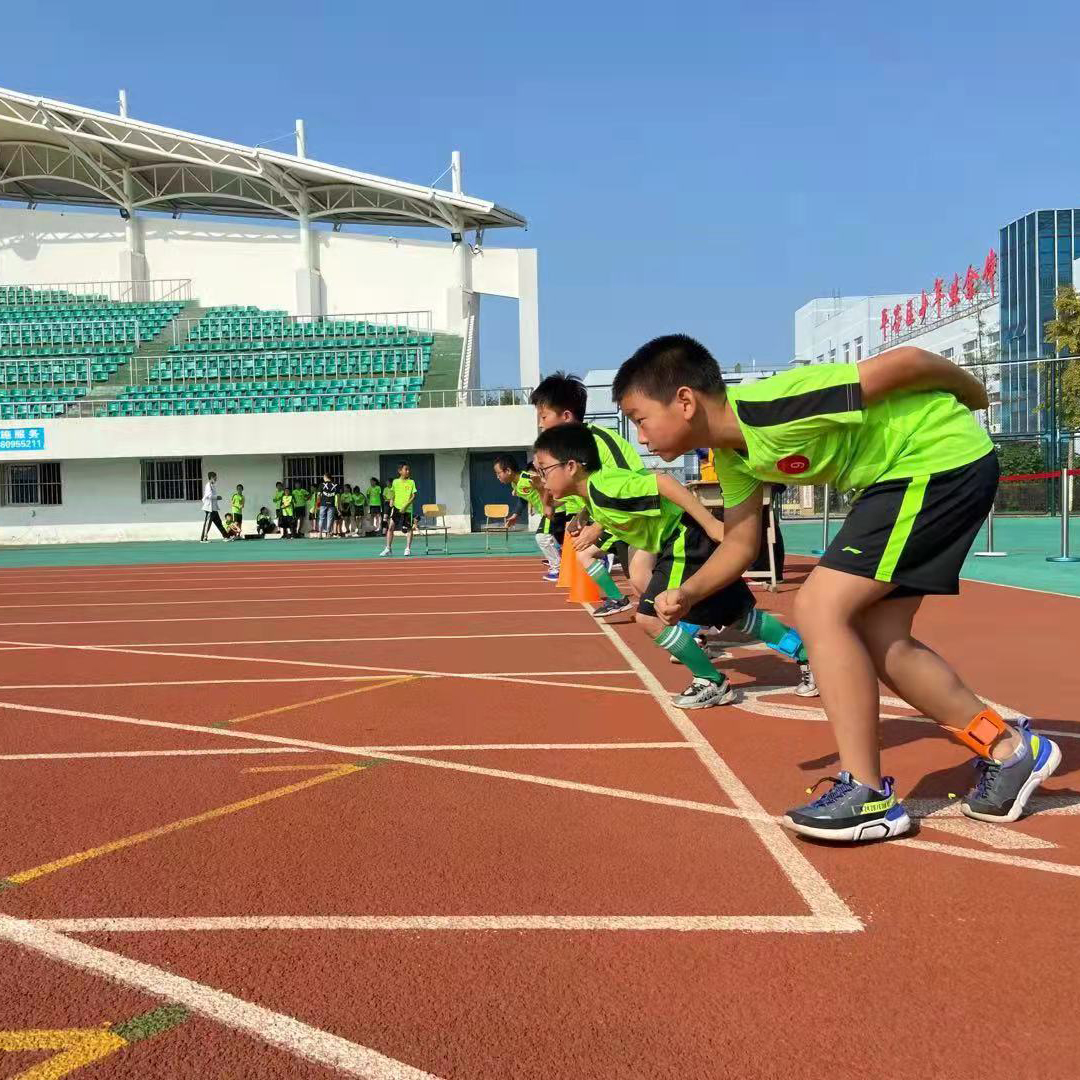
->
[[713, 450, 762, 508]]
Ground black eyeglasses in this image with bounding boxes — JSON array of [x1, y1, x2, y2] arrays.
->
[[534, 460, 572, 480]]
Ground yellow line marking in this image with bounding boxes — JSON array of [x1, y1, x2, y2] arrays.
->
[[225, 675, 420, 726], [0, 1028, 127, 1079], [244, 763, 372, 774], [3, 765, 363, 887]]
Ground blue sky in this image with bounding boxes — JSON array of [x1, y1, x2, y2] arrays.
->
[[5, 1, 1078, 386]]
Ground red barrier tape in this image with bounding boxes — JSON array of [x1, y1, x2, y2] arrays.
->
[[1000, 468, 1080, 483]]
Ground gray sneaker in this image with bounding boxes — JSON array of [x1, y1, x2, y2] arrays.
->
[[671, 677, 736, 709], [961, 719, 1062, 823], [794, 664, 818, 698], [591, 597, 632, 618], [784, 772, 911, 842]]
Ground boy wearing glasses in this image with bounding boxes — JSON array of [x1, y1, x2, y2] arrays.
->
[[532, 422, 814, 709]]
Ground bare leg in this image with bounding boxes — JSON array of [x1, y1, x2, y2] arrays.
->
[[793, 567, 898, 790], [857, 596, 1019, 759]]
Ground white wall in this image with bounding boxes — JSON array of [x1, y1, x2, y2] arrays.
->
[[793, 294, 911, 364], [3, 404, 536, 462], [0, 446, 524, 543], [0, 405, 538, 542]]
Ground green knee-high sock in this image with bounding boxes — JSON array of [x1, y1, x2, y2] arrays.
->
[[586, 559, 624, 600], [736, 608, 808, 664], [655, 624, 724, 683]]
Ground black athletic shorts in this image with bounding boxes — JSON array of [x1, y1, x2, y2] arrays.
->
[[819, 450, 999, 597], [390, 507, 413, 531], [638, 514, 755, 629], [538, 510, 567, 545]]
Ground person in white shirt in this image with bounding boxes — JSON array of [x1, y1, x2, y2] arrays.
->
[[200, 471, 230, 542]]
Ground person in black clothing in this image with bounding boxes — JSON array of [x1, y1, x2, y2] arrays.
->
[[316, 473, 338, 539]]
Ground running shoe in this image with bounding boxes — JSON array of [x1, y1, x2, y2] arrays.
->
[[784, 772, 910, 842], [378, 547, 391, 557], [794, 664, 819, 697], [671, 677, 736, 709], [543, 570, 559, 582], [404, 548, 412, 557], [961, 719, 1061, 823], [591, 596, 633, 618]]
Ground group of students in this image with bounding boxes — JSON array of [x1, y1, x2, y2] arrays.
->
[[267, 477, 390, 540], [496, 339, 1060, 846], [198, 465, 421, 553]]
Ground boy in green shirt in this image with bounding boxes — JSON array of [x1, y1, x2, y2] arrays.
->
[[531, 371, 647, 616], [279, 488, 295, 538], [532, 423, 814, 708], [291, 484, 309, 538], [367, 477, 383, 533], [612, 334, 1061, 842], [493, 453, 563, 581], [272, 482, 286, 530], [230, 484, 245, 528], [380, 463, 418, 558]]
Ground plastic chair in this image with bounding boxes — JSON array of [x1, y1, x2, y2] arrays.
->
[[416, 503, 450, 554], [481, 503, 512, 551]]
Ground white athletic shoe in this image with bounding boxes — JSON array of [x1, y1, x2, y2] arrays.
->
[[794, 664, 819, 697], [671, 677, 737, 709], [403, 547, 412, 557], [379, 547, 391, 557]]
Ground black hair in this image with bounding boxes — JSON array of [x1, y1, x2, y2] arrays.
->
[[493, 453, 520, 473], [208, 471, 217, 480], [612, 334, 724, 405], [236, 483, 243, 490], [370, 477, 380, 486], [530, 371, 588, 421], [398, 461, 409, 470], [275, 481, 283, 488], [533, 422, 602, 473]]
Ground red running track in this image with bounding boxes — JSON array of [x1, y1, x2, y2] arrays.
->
[[0, 554, 1077, 1079]]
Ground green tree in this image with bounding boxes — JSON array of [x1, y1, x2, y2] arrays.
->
[[1044, 285, 1080, 433]]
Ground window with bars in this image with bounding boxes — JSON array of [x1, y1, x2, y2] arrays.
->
[[141, 458, 202, 502], [854, 336, 863, 362], [0, 462, 61, 506], [283, 454, 344, 491]]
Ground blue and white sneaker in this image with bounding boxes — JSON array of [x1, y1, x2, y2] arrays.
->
[[961, 719, 1061, 823], [784, 772, 911, 842], [543, 569, 559, 582]]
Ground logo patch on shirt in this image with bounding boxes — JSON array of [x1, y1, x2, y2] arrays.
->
[[776, 454, 810, 475]]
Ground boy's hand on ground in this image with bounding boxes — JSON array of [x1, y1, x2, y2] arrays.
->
[[653, 588, 689, 625], [573, 524, 603, 551]]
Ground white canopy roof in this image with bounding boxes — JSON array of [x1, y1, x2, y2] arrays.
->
[[0, 87, 526, 232]]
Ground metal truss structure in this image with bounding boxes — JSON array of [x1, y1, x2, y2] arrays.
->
[[0, 87, 525, 232]]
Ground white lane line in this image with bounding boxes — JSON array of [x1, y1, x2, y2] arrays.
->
[[40, 914, 858, 934], [0, 591, 552, 612], [0, 641, 647, 697], [0, 747, 317, 761], [0, 914, 438, 1079], [0, 560, 535, 586], [592, 617, 863, 932], [0, 631, 605, 651], [957, 577, 1080, 600], [0, 700, 761, 822], [896, 839, 1080, 877], [0, 671, 633, 691], [0, 576, 549, 598], [3, 700, 1074, 882], [0, 606, 578, 629], [0, 743, 693, 762]]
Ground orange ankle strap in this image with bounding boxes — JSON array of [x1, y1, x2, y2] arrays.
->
[[943, 708, 1008, 758]]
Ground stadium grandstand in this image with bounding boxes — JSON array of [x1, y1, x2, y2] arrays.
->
[[0, 86, 540, 542]]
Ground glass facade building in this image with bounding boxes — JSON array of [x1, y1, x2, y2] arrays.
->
[[998, 209, 1080, 433]]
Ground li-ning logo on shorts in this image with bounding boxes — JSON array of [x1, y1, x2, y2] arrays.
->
[[776, 454, 810, 475]]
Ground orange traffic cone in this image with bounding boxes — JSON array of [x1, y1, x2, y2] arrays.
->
[[555, 531, 575, 589], [568, 553, 602, 604]]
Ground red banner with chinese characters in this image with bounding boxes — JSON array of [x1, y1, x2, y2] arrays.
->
[[880, 248, 997, 345]]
